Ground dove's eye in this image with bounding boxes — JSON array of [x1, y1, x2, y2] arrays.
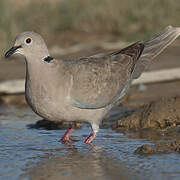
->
[[25, 38, 32, 44]]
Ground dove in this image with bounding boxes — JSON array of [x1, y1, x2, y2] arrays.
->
[[5, 26, 180, 144]]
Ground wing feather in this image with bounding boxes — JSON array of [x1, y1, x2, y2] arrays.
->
[[70, 42, 144, 109]]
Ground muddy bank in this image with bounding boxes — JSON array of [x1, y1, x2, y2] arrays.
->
[[114, 96, 180, 131], [135, 141, 180, 155], [112, 96, 180, 154], [29, 119, 82, 130]]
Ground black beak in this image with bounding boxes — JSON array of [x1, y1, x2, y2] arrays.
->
[[5, 45, 22, 58]]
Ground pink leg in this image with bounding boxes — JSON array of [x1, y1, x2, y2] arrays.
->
[[84, 123, 99, 144], [84, 132, 96, 144], [61, 127, 74, 143]]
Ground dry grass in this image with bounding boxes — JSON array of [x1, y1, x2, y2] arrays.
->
[[0, 0, 180, 53]]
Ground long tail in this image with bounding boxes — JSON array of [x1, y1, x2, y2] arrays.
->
[[132, 26, 180, 79]]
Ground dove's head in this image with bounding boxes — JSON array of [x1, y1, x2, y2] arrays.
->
[[5, 31, 50, 61]]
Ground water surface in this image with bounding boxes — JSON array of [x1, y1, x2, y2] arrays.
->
[[0, 104, 180, 180]]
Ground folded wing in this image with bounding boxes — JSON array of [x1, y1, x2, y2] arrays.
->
[[70, 42, 144, 109]]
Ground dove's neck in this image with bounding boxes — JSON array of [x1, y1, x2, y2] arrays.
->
[[24, 57, 68, 96], [25, 57, 59, 86], [24, 57, 62, 111]]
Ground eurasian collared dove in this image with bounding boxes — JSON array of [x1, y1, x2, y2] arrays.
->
[[5, 26, 180, 144]]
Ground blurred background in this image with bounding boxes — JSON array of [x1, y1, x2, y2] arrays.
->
[[1, 0, 180, 50]]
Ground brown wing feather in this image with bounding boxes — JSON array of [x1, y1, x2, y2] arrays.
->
[[70, 42, 144, 109]]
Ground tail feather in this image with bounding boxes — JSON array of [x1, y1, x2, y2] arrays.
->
[[132, 26, 180, 79]]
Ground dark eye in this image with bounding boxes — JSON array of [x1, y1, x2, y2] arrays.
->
[[25, 38, 32, 44]]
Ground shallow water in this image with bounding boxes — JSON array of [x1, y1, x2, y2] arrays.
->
[[0, 105, 180, 180]]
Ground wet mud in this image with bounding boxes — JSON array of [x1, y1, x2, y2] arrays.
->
[[135, 141, 180, 155], [30, 119, 82, 130], [114, 96, 180, 131], [112, 95, 180, 154]]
